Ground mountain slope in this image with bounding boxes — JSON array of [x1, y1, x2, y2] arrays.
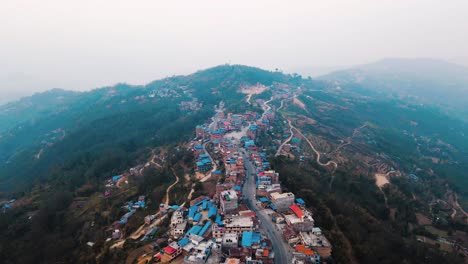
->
[[0, 65, 290, 192], [0, 64, 466, 264], [319, 58, 468, 119]]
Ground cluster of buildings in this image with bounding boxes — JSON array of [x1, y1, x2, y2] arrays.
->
[[242, 141, 331, 263], [152, 194, 275, 264], [180, 99, 203, 112], [132, 102, 331, 263], [104, 175, 124, 196]]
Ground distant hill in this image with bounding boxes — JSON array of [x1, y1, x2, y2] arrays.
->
[[319, 58, 468, 119], [0, 64, 467, 264], [0, 65, 298, 192]]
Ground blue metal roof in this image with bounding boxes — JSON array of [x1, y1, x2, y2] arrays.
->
[[178, 237, 190, 247], [269, 203, 277, 211], [193, 198, 209, 207], [259, 197, 270, 203], [241, 231, 261, 247], [198, 221, 212, 237], [170, 205, 180, 210], [188, 206, 198, 218], [296, 198, 305, 205], [187, 225, 202, 236], [215, 215, 223, 225], [193, 213, 202, 222], [241, 231, 253, 247], [112, 175, 122, 181], [208, 206, 217, 218], [252, 232, 261, 243]]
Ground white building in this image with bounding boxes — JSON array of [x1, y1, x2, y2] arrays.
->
[[270, 192, 295, 212], [220, 190, 239, 213]]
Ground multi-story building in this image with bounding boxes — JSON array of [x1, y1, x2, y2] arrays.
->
[[220, 190, 238, 214], [223, 215, 254, 235], [270, 192, 295, 212], [161, 242, 183, 262], [171, 210, 185, 227], [172, 221, 187, 238], [285, 204, 314, 232], [300, 228, 332, 259], [222, 233, 239, 249]]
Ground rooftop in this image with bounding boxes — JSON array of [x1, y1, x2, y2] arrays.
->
[[270, 192, 295, 200], [221, 190, 238, 200], [224, 215, 253, 228]]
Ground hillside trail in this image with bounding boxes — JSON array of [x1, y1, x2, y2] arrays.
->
[[164, 168, 180, 205], [275, 119, 294, 157], [290, 121, 338, 170]]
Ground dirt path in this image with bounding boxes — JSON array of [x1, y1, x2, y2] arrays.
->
[[275, 119, 294, 157], [164, 168, 180, 205], [277, 99, 285, 112], [260, 97, 273, 119], [149, 149, 163, 168], [446, 191, 468, 220], [112, 167, 179, 248], [246, 93, 253, 105], [290, 121, 338, 170], [333, 123, 367, 154]]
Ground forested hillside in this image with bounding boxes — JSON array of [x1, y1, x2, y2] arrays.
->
[[0, 64, 466, 263]]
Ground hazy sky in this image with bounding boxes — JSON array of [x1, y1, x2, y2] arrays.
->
[[1, 0, 467, 103]]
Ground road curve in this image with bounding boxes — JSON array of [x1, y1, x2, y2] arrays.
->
[[289, 120, 338, 170], [164, 168, 180, 205], [275, 119, 294, 157]]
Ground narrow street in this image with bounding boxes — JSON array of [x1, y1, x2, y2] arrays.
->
[[238, 97, 292, 264], [241, 149, 291, 264]]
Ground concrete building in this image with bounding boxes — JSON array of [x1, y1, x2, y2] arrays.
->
[[300, 228, 332, 259], [171, 210, 185, 227], [270, 192, 295, 212], [161, 242, 183, 263], [184, 240, 216, 264], [285, 205, 314, 232], [172, 221, 187, 238], [222, 233, 239, 249], [220, 190, 238, 214], [212, 223, 225, 239], [224, 215, 254, 234]]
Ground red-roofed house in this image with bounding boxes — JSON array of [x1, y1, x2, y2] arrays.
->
[[290, 204, 304, 220], [161, 242, 182, 262]]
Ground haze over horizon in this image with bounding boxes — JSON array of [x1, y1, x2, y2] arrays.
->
[[1, 0, 468, 104]]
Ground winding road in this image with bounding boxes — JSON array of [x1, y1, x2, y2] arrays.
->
[[261, 97, 273, 119], [237, 97, 291, 264], [275, 119, 294, 157], [289, 120, 338, 170], [164, 168, 180, 205]]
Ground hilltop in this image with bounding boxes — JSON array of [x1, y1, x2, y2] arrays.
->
[[0, 63, 467, 264]]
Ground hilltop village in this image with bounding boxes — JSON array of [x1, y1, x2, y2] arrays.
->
[[101, 95, 332, 264]]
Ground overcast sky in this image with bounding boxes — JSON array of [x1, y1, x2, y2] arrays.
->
[[1, 0, 467, 103]]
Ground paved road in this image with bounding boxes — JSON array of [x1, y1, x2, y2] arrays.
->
[[241, 149, 291, 264]]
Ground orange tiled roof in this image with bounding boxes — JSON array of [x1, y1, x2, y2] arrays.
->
[[296, 244, 314, 256], [290, 204, 304, 218]]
